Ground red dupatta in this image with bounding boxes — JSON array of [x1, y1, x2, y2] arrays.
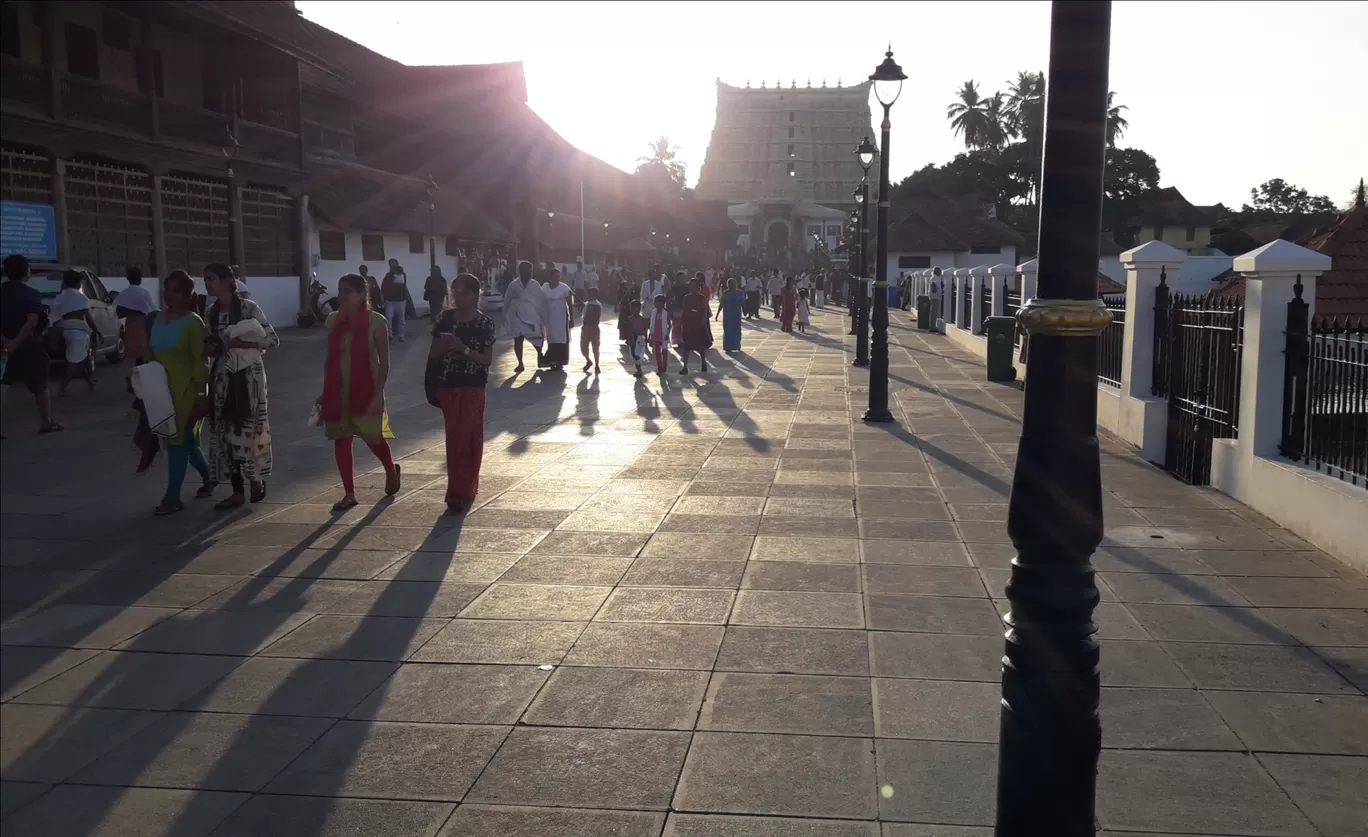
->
[[321, 308, 375, 421]]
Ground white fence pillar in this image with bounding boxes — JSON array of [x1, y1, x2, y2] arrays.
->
[[1231, 240, 1329, 458], [989, 264, 1013, 317], [1018, 258, 1038, 303], [969, 265, 988, 333], [1120, 241, 1186, 398]]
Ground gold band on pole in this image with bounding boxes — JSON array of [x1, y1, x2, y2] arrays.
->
[[1016, 297, 1113, 337]]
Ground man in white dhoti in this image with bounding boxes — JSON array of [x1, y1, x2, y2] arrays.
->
[[540, 268, 573, 372], [640, 264, 667, 306], [504, 260, 544, 373]]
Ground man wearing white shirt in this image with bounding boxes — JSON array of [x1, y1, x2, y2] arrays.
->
[[114, 267, 156, 317], [767, 271, 784, 318], [569, 260, 587, 315], [743, 271, 762, 319], [639, 264, 667, 306]]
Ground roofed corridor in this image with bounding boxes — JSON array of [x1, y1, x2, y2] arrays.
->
[[0, 306, 1364, 836]]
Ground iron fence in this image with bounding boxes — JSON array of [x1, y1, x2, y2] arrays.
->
[[1097, 293, 1126, 388], [1004, 288, 1023, 347], [979, 277, 991, 333], [960, 279, 971, 329], [1151, 268, 1171, 397], [1281, 278, 1367, 486], [1163, 292, 1244, 485]]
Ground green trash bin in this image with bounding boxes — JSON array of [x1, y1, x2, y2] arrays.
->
[[985, 316, 1018, 383], [916, 295, 932, 331]]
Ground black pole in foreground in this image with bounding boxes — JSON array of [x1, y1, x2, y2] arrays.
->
[[854, 187, 870, 368], [863, 100, 895, 422], [996, 3, 1112, 836]]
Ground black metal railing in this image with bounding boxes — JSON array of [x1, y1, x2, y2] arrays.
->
[[960, 278, 971, 329], [238, 119, 300, 167], [1151, 267, 1172, 397], [1097, 293, 1126, 388], [1281, 278, 1366, 486], [1163, 292, 1244, 485], [0, 55, 47, 113], [979, 277, 991, 333], [161, 101, 231, 148], [59, 74, 148, 133], [1004, 288, 1022, 348]]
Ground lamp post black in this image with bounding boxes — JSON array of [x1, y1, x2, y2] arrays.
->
[[995, 3, 1113, 836], [852, 203, 869, 368], [847, 208, 860, 337], [863, 51, 904, 424], [545, 208, 555, 271], [426, 175, 438, 273], [222, 127, 240, 269]]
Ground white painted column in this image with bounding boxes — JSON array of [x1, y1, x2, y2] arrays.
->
[[969, 265, 988, 334], [989, 263, 1013, 317], [954, 268, 970, 329], [1231, 240, 1329, 458], [1120, 241, 1186, 398], [1018, 258, 1039, 302]]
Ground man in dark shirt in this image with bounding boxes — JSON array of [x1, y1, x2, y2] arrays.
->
[[1, 254, 60, 436]]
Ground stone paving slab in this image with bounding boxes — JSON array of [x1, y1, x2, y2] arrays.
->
[[2, 308, 1364, 835]]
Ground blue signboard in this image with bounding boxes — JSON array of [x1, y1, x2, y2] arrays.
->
[[0, 201, 58, 260]]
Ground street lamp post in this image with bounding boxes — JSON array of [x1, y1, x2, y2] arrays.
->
[[853, 138, 876, 355], [863, 50, 905, 424], [545, 208, 555, 270], [995, 4, 1113, 836], [222, 127, 240, 270], [847, 207, 860, 336], [426, 175, 438, 273]]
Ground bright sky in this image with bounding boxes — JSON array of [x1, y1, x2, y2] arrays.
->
[[297, 0, 1366, 208]]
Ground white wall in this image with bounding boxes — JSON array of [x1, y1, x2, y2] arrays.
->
[[308, 219, 458, 315], [885, 251, 956, 280], [885, 246, 1018, 281]]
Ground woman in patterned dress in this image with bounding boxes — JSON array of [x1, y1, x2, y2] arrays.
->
[[430, 273, 497, 515], [202, 262, 279, 508]]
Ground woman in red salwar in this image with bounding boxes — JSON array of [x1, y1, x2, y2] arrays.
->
[[780, 276, 798, 333], [430, 273, 496, 515]]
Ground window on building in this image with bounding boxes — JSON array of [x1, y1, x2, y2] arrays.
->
[[787, 144, 795, 157], [1151, 225, 1164, 241], [898, 256, 932, 269], [445, 236, 460, 257], [1185, 226, 1196, 242], [788, 111, 794, 122], [1, 3, 19, 58], [969, 245, 1000, 255], [64, 22, 100, 79], [807, 225, 821, 238], [788, 127, 794, 138], [318, 230, 346, 261], [361, 234, 385, 262], [787, 162, 795, 177], [241, 186, 299, 276], [826, 225, 840, 238], [136, 49, 165, 97], [101, 11, 132, 50], [409, 232, 425, 253]]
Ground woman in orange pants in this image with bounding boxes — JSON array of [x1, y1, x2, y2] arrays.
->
[[429, 273, 497, 515]]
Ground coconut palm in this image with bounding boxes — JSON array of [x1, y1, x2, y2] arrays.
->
[[1004, 71, 1045, 147], [982, 92, 1010, 150], [635, 135, 688, 191], [1106, 91, 1129, 147], [947, 81, 997, 150]]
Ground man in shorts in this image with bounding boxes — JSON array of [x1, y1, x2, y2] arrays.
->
[[1, 254, 61, 438]]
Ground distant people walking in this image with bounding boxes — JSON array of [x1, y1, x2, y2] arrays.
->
[[541, 268, 573, 372], [381, 264, 408, 341], [424, 266, 448, 319], [648, 294, 670, 377], [51, 270, 100, 396], [796, 289, 811, 333], [743, 271, 763, 320], [321, 273, 399, 512], [504, 260, 544, 373], [1, 255, 60, 436], [768, 271, 784, 318], [718, 277, 745, 353], [626, 300, 648, 377], [430, 273, 496, 515], [146, 270, 210, 515], [679, 274, 713, 374], [203, 262, 278, 508], [780, 276, 797, 333], [640, 265, 666, 306], [581, 287, 603, 374]]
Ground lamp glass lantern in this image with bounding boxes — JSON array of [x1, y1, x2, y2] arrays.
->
[[870, 48, 907, 108], [855, 136, 877, 174]]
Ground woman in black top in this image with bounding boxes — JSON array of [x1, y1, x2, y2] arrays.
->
[[429, 273, 496, 515]]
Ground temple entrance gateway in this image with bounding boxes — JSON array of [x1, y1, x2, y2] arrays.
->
[[766, 219, 790, 254]]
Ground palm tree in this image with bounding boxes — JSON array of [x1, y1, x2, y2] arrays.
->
[[1106, 91, 1129, 147], [947, 81, 995, 150], [1004, 71, 1045, 204], [635, 135, 687, 192], [982, 92, 1010, 150]]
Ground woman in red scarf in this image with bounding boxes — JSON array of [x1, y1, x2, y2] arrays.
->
[[780, 276, 798, 333], [319, 273, 400, 512]]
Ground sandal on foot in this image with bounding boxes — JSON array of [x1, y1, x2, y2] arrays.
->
[[250, 482, 267, 504], [385, 464, 402, 496], [332, 496, 359, 512], [39, 422, 64, 434], [153, 498, 185, 516], [215, 494, 246, 510], [195, 481, 218, 499]]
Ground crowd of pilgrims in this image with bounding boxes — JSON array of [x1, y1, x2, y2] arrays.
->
[[1, 251, 859, 521]]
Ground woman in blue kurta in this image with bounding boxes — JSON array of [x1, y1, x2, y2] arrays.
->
[[716, 277, 745, 353]]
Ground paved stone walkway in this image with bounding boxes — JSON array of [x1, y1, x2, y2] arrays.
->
[[1, 304, 1365, 837]]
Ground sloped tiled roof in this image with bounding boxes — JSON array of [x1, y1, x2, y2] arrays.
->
[[887, 195, 1024, 253], [308, 163, 514, 242], [1303, 185, 1368, 317], [1130, 187, 1220, 228]]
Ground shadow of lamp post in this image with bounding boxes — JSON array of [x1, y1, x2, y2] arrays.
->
[[996, 3, 1113, 835]]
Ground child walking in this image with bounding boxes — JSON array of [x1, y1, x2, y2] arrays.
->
[[648, 294, 670, 377], [581, 287, 603, 374], [626, 299, 648, 377], [796, 289, 811, 334]]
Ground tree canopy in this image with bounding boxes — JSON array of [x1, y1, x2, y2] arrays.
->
[[1241, 178, 1337, 216], [635, 135, 688, 196]]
